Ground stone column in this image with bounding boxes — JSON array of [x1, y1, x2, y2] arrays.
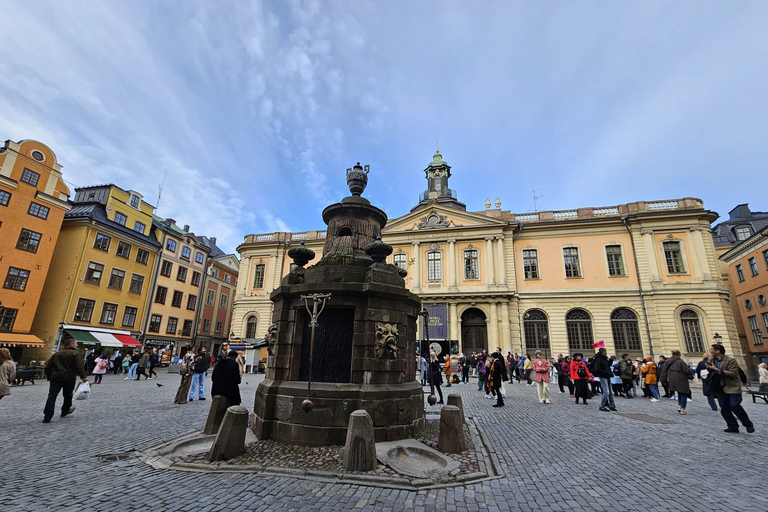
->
[[489, 302, 499, 350], [500, 301, 512, 354], [690, 227, 712, 280], [411, 242, 421, 292], [449, 303, 459, 342], [641, 230, 660, 282], [447, 239, 458, 291], [485, 237, 496, 287], [496, 236, 507, 288]]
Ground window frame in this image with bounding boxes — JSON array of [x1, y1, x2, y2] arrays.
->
[[166, 239, 177, 253], [74, 298, 96, 322], [195, 252, 204, 264], [191, 271, 201, 286], [563, 247, 582, 278], [749, 257, 759, 277], [107, 268, 126, 290], [16, 228, 42, 253], [219, 293, 228, 309], [0, 307, 18, 331], [154, 286, 168, 304], [181, 320, 193, 337], [27, 202, 50, 219], [736, 264, 745, 282], [129, 195, 140, 208], [84, 261, 105, 284], [148, 314, 162, 333], [202, 318, 211, 332], [114, 211, 128, 226], [206, 289, 215, 305], [680, 310, 705, 353], [463, 249, 479, 280], [605, 245, 626, 277], [522, 249, 539, 279], [160, 260, 173, 277], [116, 241, 132, 259], [187, 294, 197, 311], [427, 251, 442, 281], [735, 225, 751, 241], [253, 263, 265, 288], [129, 273, 144, 294], [747, 315, 763, 346], [171, 290, 184, 308], [176, 266, 188, 282], [99, 302, 118, 325], [3, 267, 30, 292], [134, 220, 146, 234], [136, 248, 149, 265], [166, 317, 179, 335], [662, 240, 686, 274], [0, 190, 10, 206], [181, 247, 191, 260], [122, 306, 138, 328], [20, 168, 40, 186], [245, 316, 257, 338], [393, 253, 407, 271], [94, 233, 111, 252]]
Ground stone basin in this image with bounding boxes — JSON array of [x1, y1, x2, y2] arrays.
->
[[375, 439, 460, 479]]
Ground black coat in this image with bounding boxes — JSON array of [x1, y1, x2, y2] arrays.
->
[[211, 358, 241, 405], [592, 353, 613, 379]]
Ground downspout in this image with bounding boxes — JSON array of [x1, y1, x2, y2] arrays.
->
[[512, 223, 524, 354], [622, 216, 654, 358]]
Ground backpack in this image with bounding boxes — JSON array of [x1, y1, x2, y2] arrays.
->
[[576, 364, 587, 378], [738, 366, 748, 386], [612, 364, 621, 377]]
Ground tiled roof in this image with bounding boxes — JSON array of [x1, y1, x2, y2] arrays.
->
[[711, 204, 768, 246], [65, 202, 161, 248]]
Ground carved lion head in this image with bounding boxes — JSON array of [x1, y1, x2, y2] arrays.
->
[[265, 322, 279, 356], [374, 322, 399, 359]]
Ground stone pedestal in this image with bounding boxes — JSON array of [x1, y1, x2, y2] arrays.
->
[[342, 410, 376, 472], [203, 395, 230, 435], [207, 406, 249, 462], [438, 405, 466, 454], [446, 394, 465, 424]]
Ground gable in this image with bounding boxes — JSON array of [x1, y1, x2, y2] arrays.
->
[[384, 205, 507, 233]]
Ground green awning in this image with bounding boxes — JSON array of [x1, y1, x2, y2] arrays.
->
[[65, 329, 99, 345]]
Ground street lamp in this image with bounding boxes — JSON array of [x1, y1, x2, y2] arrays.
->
[[713, 332, 722, 342]]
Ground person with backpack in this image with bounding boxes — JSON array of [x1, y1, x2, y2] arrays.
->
[[618, 354, 635, 398], [705, 343, 755, 433], [91, 352, 108, 384], [560, 355, 574, 396], [570, 353, 592, 405], [609, 356, 624, 397], [659, 349, 694, 414]]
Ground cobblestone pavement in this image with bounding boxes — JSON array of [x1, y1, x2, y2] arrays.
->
[[4, 371, 768, 511]]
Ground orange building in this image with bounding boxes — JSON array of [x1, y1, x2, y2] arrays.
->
[[0, 139, 71, 361]]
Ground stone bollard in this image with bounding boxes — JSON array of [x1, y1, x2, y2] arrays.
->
[[446, 394, 465, 424], [203, 395, 230, 435], [207, 405, 249, 462], [438, 405, 466, 454], [343, 409, 376, 472]]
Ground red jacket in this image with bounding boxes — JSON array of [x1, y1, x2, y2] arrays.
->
[[570, 360, 592, 380]]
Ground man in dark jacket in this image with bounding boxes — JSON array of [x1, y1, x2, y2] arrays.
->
[[490, 351, 508, 407], [43, 339, 88, 423], [706, 343, 755, 433], [593, 348, 617, 412], [188, 347, 211, 401], [211, 351, 242, 406], [619, 354, 635, 398]]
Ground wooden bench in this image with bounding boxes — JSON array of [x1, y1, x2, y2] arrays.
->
[[746, 383, 768, 404], [14, 367, 39, 385]]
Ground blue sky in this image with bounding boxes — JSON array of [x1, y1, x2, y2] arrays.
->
[[1, 1, 766, 253]]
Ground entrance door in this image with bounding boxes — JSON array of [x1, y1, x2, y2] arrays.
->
[[460, 308, 488, 355]]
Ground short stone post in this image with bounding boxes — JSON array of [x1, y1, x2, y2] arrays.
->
[[203, 395, 230, 435], [343, 409, 376, 472], [438, 405, 466, 454], [446, 394, 464, 424], [207, 405, 249, 462]]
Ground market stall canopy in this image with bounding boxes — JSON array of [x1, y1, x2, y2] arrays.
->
[[0, 333, 45, 347], [63, 326, 141, 348], [113, 334, 141, 348]]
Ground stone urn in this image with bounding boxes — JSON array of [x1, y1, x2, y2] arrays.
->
[[346, 162, 370, 196]]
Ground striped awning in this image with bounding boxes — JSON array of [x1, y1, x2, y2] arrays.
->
[[0, 333, 46, 347], [114, 334, 141, 348], [64, 328, 141, 348]]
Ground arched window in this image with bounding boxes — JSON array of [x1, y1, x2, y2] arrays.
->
[[681, 310, 704, 353], [524, 309, 549, 356], [337, 226, 353, 237], [566, 309, 593, 350], [245, 316, 257, 339], [253, 263, 265, 289], [611, 308, 641, 351]]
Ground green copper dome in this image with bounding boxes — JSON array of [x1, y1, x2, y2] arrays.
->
[[427, 150, 449, 168]]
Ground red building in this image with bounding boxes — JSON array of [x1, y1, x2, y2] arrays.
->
[[194, 237, 239, 356]]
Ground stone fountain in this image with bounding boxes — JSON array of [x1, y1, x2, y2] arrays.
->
[[251, 163, 425, 446]]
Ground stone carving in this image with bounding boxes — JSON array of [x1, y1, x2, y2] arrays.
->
[[374, 322, 399, 358], [417, 212, 450, 230], [265, 322, 279, 356], [346, 162, 370, 196]]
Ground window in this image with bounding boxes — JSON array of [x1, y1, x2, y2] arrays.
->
[[215, 321, 223, 334], [663, 241, 685, 274], [745, 299, 753, 311], [523, 310, 549, 355], [129, 274, 144, 294], [393, 253, 407, 270], [211, 268, 220, 279], [84, 262, 105, 284], [176, 266, 188, 282], [122, 306, 138, 328], [3, 267, 30, 291], [191, 271, 201, 286], [148, 314, 162, 333], [749, 257, 759, 276], [16, 228, 42, 253], [171, 290, 183, 308], [763, 313, 768, 341], [134, 221, 146, 234], [154, 286, 168, 304], [166, 239, 177, 252], [253, 264, 265, 288], [764, 249, 768, 270], [187, 294, 197, 310], [195, 252, 204, 264], [116, 241, 132, 258], [225, 274, 232, 284], [94, 233, 111, 252], [606, 245, 625, 276], [735, 226, 751, 241], [181, 247, 191, 260], [181, 320, 192, 337], [74, 298, 95, 322], [0, 308, 17, 331], [108, 268, 125, 290], [681, 310, 704, 353], [203, 318, 211, 332], [114, 212, 127, 226], [736, 264, 745, 282], [563, 247, 581, 278], [522, 249, 539, 279], [27, 202, 49, 219], [31, 150, 45, 162], [219, 294, 228, 309], [206, 289, 215, 305], [427, 252, 442, 281], [759, 294, 767, 307], [0, 190, 10, 206], [748, 315, 763, 345], [166, 317, 179, 335], [245, 316, 257, 338], [464, 249, 479, 279], [611, 308, 642, 351], [130, 195, 140, 208], [566, 309, 593, 350], [136, 248, 149, 265], [160, 260, 173, 277], [21, 168, 40, 186], [99, 303, 118, 325]]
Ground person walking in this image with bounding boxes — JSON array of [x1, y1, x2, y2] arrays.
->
[[758, 362, 768, 384], [121, 354, 131, 375], [91, 352, 108, 384], [0, 348, 16, 401], [188, 347, 211, 400], [523, 354, 533, 385], [570, 353, 592, 405], [506, 352, 515, 384], [174, 345, 196, 404], [593, 348, 617, 412], [706, 343, 755, 433], [476, 356, 487, 392], [211, 350, 242, 406], [561, 355, 575, 396], [489, 351, 507, 407], [429, 351, 444, 405], [110, 350, 121, 375], [642, 357, 660, 402], [696, 353, 719, 411], [135, 350, 150, 381], [147, 348, 159, 379], [657, 356, 671, 397], [660, 349, 693, 414], [610, 356, 624, 397], [43, 339, 88, 423], [618, 354, 635, 398], [532, 350, 551, 404], [126, 351, 140, 380], [419, 353, 428, 386], [444, 357, 452, 387], [516, 355, 525, 383]]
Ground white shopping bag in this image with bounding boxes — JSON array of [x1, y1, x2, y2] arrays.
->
[[73, 381, 91, 400]]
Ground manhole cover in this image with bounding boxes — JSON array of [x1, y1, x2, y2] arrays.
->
[[618, 413, 675, 424]]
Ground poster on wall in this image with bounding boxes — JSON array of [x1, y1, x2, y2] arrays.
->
[[423, 304, 448, 340]]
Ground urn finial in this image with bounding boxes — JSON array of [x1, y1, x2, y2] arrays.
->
[[346, 162, 370, 196]]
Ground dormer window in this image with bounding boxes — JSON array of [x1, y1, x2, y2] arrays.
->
[[130, 195, 140, 208], [735, 225, 751, 241]]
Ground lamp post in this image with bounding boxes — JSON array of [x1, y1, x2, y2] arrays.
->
[[300, 293, 331, 413], [418, 309, 437, 406], [713, 332, 722, 342]]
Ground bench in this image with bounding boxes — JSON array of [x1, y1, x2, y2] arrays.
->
[[746, 383, 768, 404], [14, 367, 39, 385]]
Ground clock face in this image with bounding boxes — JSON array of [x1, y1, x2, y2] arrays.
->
[[429, 342, 442, 355]]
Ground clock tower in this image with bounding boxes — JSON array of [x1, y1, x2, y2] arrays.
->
[[412, 145, 467, 212]]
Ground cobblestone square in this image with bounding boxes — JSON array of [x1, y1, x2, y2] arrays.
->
[[4, 373, 768, 512]]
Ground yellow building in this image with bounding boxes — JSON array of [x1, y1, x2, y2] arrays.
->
[[32, 185, 160, 356], [232, 151, 741, 366]]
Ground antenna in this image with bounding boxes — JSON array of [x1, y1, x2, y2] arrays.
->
[[532, 189, 544, 212], [156, 170, 168, 211]]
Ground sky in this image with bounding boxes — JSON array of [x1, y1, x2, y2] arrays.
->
[[1, 1, 766, 254]]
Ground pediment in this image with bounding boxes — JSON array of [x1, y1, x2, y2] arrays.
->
[[384, 205, 506, 234]]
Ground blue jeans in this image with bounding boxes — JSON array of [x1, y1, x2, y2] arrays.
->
[[599, 377, 615, 408], [189, 372, 206, 399], [706, 394, 718, 411], [678, 394, 688, 409], [128, 363, 138, 378], [649, 384, 660, 399]]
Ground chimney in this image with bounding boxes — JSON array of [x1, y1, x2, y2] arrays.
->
[[728, 204, 752, 221], [210, 237, 217, 246], [183, 224, 190, 232]]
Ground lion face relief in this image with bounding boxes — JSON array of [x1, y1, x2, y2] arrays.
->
[[374, 322, 399, 359], [265, 322, 279, 356]]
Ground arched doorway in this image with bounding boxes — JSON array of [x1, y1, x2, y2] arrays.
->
[[524, 309, 550, 359], [611, 308, 643, 359], [461, 308, 488, 355], [566, 308, 594, 352], [245, 315, 257, 339]]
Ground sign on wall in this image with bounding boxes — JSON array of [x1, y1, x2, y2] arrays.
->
[[424, 304, 448, 340]]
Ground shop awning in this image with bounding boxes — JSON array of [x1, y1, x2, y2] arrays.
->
[[64, 328, 140, 348], [90, 331, 123, 347], [0, 333, 46, 347], [64, 329, 99, 345], [114, 334, 141, 348]]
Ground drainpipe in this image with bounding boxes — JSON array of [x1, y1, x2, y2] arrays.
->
[[622, 216, 654, 358], [512, 223, 524, 354]]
